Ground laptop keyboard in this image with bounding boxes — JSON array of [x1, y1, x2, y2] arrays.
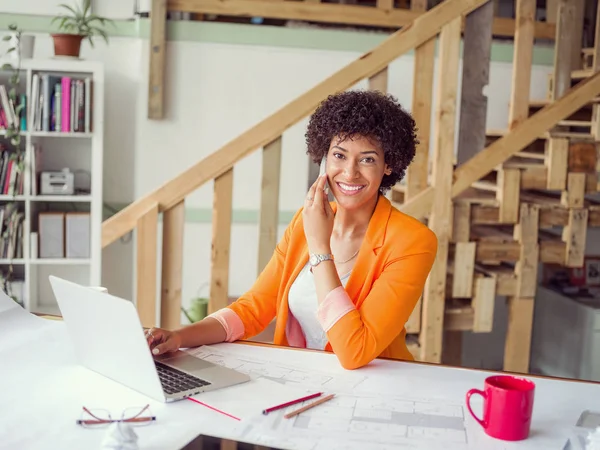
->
[[155, 361, 212, 395]]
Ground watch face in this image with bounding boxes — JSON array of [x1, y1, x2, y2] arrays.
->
[[309, 254, 319, 266]]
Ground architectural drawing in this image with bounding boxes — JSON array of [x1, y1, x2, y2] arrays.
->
[[188, 345, 470, 449], [186, 346, 367, 392], [236, 392, 468, 450]]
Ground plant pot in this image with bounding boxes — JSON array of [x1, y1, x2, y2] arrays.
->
[[51, 34, 84, 58]]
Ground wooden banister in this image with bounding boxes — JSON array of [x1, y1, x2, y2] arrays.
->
[[102, 0, 490, 248], [136, 203, 159, 328]]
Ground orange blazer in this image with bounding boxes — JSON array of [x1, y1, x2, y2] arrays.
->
[[210, 194, 438, 369]]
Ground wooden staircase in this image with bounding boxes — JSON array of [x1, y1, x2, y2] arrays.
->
[[101, 0, 600, 374]]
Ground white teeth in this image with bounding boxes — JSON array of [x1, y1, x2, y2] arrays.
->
[[338, 183, 364, 191]]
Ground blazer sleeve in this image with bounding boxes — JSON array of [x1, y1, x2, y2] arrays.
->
[[320, 227, 437, 369], [211, 208, 303, 341]]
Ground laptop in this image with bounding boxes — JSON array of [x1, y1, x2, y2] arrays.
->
[[48, 275, 251, 403]]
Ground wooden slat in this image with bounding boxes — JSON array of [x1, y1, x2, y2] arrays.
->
[[452, 201, 471, 242], [103, 0, 490, 248], [452, 242, 476, 298], [456, 0, 493, 165], [508, 0, 535, 130], [136, 203, 159, 328], [376, 0, 393, 10], [561, 172, 586, 208], [546, 137, 569, 189], [496, 168, 521, 223], [514, 203, 540, 298], [168, 0, 555, 38], [546, 0, 558, 23], [551, 0, 577, 100], [472, 276, 496, 332], [258, 137, 282, 275], [397, 72, 600, 222], [148, 0, 167, 119], [563, 208, 588, 267], [405, 0, 435, 200], [569, 0, 585, 72], [503, 296, 535, 372], [210, 169, 234, 314], [593, 0, 600, 71], [368, 67, 388, 93], [160, 201, 185, 330], [420, 17, 462, 364]]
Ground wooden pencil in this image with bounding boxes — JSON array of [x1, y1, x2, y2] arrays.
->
[[283, 394, 335, 419]]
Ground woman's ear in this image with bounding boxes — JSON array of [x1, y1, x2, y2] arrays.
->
[[384, 165, 392, 176]]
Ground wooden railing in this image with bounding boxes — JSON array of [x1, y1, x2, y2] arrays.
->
[[101, 0, 600, 336], [102, 0, 489, 329]]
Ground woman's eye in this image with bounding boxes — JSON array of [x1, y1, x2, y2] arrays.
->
[[362, 157, 375, 163]]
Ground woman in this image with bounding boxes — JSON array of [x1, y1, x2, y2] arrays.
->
[[147, 90, 438, 369]]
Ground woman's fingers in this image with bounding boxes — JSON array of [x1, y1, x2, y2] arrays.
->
[[304, 177, 320, 207], [152, 336, 177, 355]]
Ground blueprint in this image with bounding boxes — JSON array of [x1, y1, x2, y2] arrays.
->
[[186, 345, 469, 450], [185, 345, 367, 393]]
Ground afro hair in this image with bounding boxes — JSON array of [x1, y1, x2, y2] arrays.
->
[[305, 90, 418, 193]]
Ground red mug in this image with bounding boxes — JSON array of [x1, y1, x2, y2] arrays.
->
[[466, 375, 535, 441]]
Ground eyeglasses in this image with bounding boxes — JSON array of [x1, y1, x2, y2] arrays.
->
[[76, 404, 156, 428]]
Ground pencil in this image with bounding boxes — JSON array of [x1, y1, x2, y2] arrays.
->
[[262, 392, 322, 415], [284, 394, 335, 419]]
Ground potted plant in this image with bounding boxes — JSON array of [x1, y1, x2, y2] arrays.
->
[[51, 0, 113, 58]]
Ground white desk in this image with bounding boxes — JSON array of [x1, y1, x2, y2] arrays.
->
[[1, 308, 600, 450]]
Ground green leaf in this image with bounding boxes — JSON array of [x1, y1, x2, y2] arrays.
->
[[8, 23, 17, 31], [2, 35, 11, 42], [8, 87, 16, 100], [15, 104, 24, 115], [6, 47, 15, 53], [1, 63, 13, 71]]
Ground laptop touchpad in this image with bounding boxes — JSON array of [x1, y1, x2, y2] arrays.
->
[[161, 352, 215, 372]]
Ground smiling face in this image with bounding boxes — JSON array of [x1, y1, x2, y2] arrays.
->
[[326, 134, 391, 212]]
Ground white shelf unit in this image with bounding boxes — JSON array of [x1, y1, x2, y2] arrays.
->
[[0, 58, 104, 315]]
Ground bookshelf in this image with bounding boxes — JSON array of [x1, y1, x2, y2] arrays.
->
[[0, 58, 104, 315]]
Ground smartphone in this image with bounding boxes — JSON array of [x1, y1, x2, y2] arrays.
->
[[319, 156, 330, 196]]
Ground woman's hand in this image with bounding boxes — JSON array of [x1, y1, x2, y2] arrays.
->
[[303, 174, 334, 253], [145, 327, 182, 356]]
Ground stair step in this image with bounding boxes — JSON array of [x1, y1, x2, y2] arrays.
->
[[471, 181, 497, 193], [515, 151, 545, 160], [557, 120, 592, 128]]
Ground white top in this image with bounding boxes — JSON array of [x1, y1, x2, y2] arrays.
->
[[288, 263, 351, 350]]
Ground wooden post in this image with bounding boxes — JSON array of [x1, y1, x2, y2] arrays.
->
[[509, 0, 535, 130], [456, 0, 493, 164], [369, 68, 388, 93], [210, 168, 234, 314], [405, 0, 435, 200], [503, 203, 539, 373], [420, 17, 461, 364], [161, 201, 185, 330], [136, 203, 159, 328], [148, 0, 167, 119], [552, 1, 578, 101], [258, 137, 282, 275], [593, 0, 600, 71]]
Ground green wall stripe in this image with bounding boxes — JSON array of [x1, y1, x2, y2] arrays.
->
[[103, 203, 295, 224], [1, 13, 554, 65]]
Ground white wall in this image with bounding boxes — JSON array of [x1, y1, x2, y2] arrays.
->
[[0, 0, 138, 19], [0, 27, 555, 323]]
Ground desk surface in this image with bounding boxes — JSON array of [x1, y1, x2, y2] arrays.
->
[[2, 308, 600, 450]]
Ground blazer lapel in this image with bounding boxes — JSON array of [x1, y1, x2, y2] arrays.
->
[[344, 195, 392, 303]]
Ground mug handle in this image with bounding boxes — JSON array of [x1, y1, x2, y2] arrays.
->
[[466, 389, 486, 428]]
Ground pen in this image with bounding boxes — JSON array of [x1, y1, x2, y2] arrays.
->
[[284, 394, 335, 419], [262, 392, 323, 415]]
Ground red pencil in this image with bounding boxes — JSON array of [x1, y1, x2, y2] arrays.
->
[[262, 392, 323, 415]]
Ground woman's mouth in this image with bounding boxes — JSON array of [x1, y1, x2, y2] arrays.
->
[[336, 182, 366, 196]]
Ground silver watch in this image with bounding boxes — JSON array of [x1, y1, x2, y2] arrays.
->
[[309, 253, 334, 267]]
